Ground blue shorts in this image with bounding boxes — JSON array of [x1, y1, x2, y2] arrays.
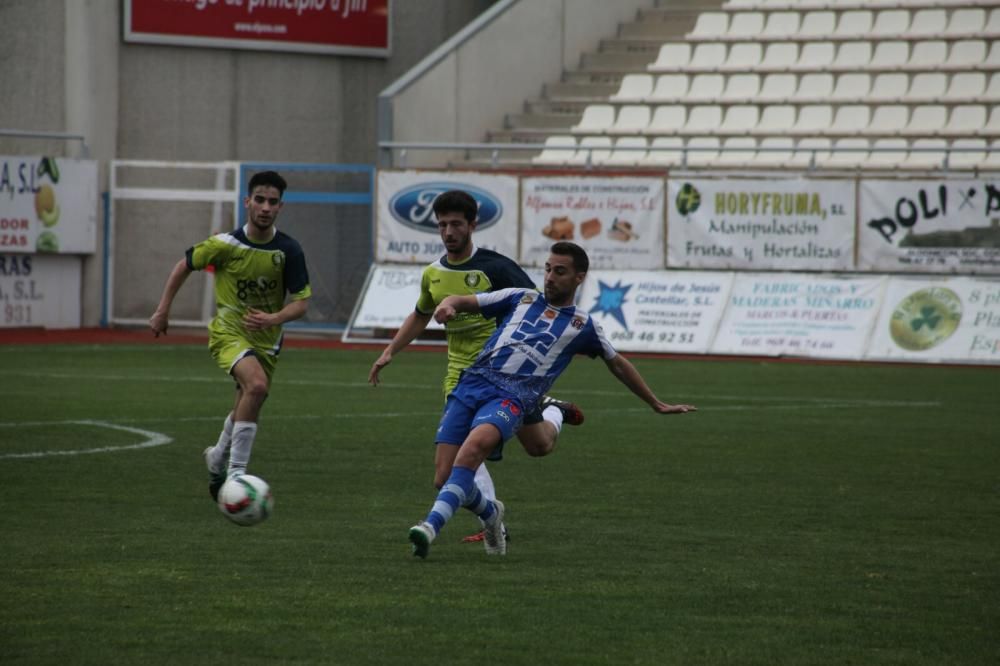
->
[[435, 374, 525, 456]]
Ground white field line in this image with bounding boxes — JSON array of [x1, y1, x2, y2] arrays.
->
[[0, 371, 942, 408], [0, 420, 172, 459]]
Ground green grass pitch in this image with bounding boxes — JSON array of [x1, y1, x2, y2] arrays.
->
[[1, 342, 997, 665]]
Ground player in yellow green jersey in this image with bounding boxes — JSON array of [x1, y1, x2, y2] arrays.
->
[[150, 171, 312, 501], [368, 190, 583, 542]]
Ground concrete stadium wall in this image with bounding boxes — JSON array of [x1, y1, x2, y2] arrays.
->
[[380, 0, 655, 166], [0, 0, 494, 327]]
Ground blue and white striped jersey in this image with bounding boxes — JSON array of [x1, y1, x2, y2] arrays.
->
[[463, 288, 617, 407]]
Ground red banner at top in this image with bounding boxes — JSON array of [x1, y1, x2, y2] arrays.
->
[[125, 0, 390, 57]]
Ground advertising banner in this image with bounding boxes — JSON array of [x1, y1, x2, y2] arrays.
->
[[348, 264, 546, 333], [376, 171, 519, 264], [865, 276, 1000, 364], [577, 270, 732, 353], [350, 264, 443, 331], [520, 176, 665, 270], [124, 0, 390, 57], [859, 179, 1000, 274], [710, 273, 885, 359], [0, 255, 81, 328], [0, 157, 98, 254], [667, 177, 856, 271]]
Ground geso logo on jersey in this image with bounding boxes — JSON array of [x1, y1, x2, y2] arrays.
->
[[236, 276, 279, 301], [388, 182, 503, 233]]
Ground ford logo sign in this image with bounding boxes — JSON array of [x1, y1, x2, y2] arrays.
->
[[388, 183, 503, 233]]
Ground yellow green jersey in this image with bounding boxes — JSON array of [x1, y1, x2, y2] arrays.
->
[[186, 225, 311, 359], [415, 246, 535, 395]]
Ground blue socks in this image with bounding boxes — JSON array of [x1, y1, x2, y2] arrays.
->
[[426, 465, 497, 535]]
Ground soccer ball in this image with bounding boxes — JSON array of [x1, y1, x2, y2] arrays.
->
[[217, 474, 273, 526]]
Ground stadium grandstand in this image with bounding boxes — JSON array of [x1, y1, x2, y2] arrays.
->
[[449, 0, 1000, 171]]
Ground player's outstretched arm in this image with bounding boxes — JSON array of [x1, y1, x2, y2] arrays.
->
[[369, 310, 433, 386], [149, 259, 193, 337], [603, 354, 697, 414], [433, 295, 480, 324]]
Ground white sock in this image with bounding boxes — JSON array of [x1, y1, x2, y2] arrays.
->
[[206, 414, 233, 470], [227, 421, 258, 477], [542, 405, 564, 434], [475, 464, 496, 503]]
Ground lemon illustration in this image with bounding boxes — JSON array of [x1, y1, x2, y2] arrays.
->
[[35, 184, 61, 227]]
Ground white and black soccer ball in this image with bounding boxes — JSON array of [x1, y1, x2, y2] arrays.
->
[[217, 474, 273, 526]]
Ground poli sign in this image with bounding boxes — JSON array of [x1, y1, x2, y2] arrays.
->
[[388, 182, 502, 233]]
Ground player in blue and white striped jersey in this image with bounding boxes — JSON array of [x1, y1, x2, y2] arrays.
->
[[408, 241, 697, 559]]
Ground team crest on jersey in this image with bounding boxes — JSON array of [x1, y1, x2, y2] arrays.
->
[[271, 251, 284, 266], [464, 273, 481, 288], [571, 316, 585, 330], [520, 293, 536, 304]]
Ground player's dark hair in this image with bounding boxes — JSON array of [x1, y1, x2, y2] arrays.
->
[[432, 190, 478, 223], [247, 171, 287, 197], [551, 241, 589, 273]]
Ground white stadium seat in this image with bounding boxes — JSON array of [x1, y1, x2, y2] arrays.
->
[[604, 137, 648, 165], [789, 138, 832, 168], [648, 74, 690, 103], [901, 105, 948, 136], [648, 105, 687, 134], [826, 105, 871, 135], [758, 74, 797, 102], [610, 74, 654, 103], [903, 138, 947, 169], [872, 10, 910, 38], [870, 41, 909, 69], [688, 12, 728, 39], [791, 104, 833, 135], [642, 136, 685, 167], [649, 43, 691, 72], [754, 137, 795, 166], [831, 73, 871, 102], [864, 105, 909, 136], [908, 10, 948, 37], [791, 42, 835, 71], [716, 137, 758, 166], [721, 74, 761, 102], [799, 11, 837, 38], [942, 104, 987, 137], [568, 136, 613, 165], [682, 105, 724, 134], [907, 41, 948, 70], [946, 8, 986, 38], [906, 73, 948, 104], [727, 12, 766, 40], [946, 40, 988, 69], [834, 11, 873, 39], [867, 138, 910, 169], [793, 73, 834, 103], [831, 41, 872, 70], [720, 43, 763, 72], [984, 73, 1000, 101], [687, 74, 726, 102], [948, 138, 987, 170], [762, 12, 800, 39], [760, 42, 799, 70], [571, 105, 615, 134], [869, 73, 909, 102], [943, 73, 987, 103], [532, 136, 576, 165], [981, 140, 1000, 171], [719, 105, 760, 134], [818, 138, 870, 168], [686, 136, 722, 166], [753, 105, 797, 136], [608, 105, 652, 135], [689, 43, 728, 70]]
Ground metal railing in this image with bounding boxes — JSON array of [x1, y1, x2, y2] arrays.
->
[[0, 129, 90, 157]]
